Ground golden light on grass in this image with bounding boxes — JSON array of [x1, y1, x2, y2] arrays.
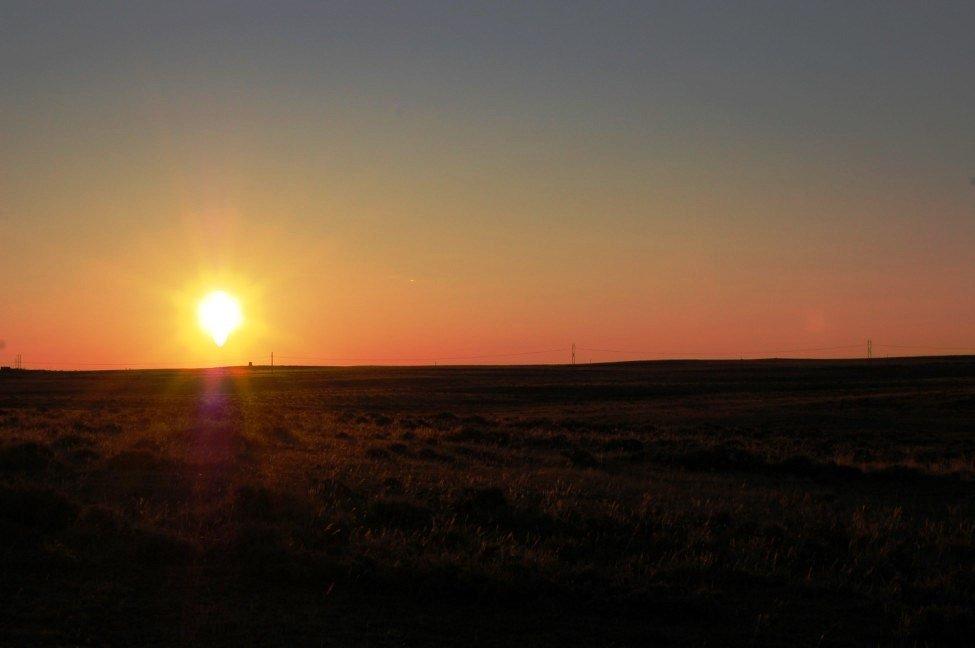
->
[[197, 291, 243, 347]]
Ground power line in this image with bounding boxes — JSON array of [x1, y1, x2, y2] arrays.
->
[[577, 344, 864, 357], [11, 342, 975, 370], [877, 344, 975, 352]]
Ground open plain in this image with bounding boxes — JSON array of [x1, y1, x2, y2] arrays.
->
[[2, 358, 974, 646]]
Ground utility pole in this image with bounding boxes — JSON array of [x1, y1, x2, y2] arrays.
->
[[571, 343, 576, 366], [867, 339, 873, 359]]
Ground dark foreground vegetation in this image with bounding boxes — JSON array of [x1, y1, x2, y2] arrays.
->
[[2, 358, 974, 646]]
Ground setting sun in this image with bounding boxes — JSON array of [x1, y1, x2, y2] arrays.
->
[[197, 291, 243, 347]]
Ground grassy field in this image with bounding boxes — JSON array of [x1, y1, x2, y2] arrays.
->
[[2, 358, 974, 646]]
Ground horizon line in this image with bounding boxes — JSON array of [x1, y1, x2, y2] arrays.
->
[[5, 353, 975, 373]]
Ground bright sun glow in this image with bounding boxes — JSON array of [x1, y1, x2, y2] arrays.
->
[[198, 291, 243, 347]]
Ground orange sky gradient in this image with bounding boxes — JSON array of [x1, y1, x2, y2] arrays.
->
[[2, 3, 973, 368]]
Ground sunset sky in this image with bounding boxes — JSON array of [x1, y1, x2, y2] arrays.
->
[[2, 2, 973, 368]]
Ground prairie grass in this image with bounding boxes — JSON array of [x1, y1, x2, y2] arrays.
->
[[1, 359, 974, 645]]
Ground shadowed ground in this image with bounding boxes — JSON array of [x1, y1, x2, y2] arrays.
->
[[2, 358, 974, 645]]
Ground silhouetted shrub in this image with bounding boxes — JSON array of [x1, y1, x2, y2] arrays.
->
[[454, 486, 508, 515], [367, 498, 433, 530], [366, 446, 391, 459], [312, 477, 358, 504], [0, 442, 55, 473], [445, 427, 510, 445], [564, 448, 599, 468], [68, 447, 101, 464], [100, 422, 123, 435], [415, 447, 452, 462], [94, 450, 189, 505], [522, 434, 571, 450], [105, 449, 178, 473], [76, 504, 124, 536], [602, 437, 645, 453], [265, 425, 298, 445], [0, 485, 77, 532], [667, 446, 765, 472], [397, 417, 423, 430], [51, 434, 91, 452], [382, 477, 404, 494]]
